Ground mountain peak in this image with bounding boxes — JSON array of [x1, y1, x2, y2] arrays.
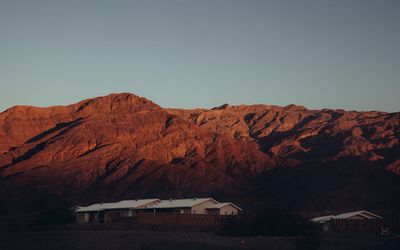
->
[[75, 93, 160, 113], [212, 103, 231, 110]]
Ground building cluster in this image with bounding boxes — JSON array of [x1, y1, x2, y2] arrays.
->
[[75, 198, 242, 224]]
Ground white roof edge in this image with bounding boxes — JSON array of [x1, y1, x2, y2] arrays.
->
[[310, 215, 334, 223], [75, 198, 161, 212], [205, 198, 219, 205], [230, 203, 242, 211], [192, 198, 220, 207], [197, 198, 218, 204], [206, 202, 242, 211], [145, 198, 219, 209], [359, 210, 383, 219], [335, 210, 382, 219], [311, 210, 383, 221]]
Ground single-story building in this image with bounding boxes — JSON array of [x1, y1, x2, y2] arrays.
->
[[311, 210, 382, 224], [76, 197, 242, 223], [206, 202, 242, 215], [76, 199, 160, 224], [310, 210, 383, 231], [138, 198, 219, 214]]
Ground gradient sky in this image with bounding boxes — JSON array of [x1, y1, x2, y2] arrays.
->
[[0, 0, 399, 112]]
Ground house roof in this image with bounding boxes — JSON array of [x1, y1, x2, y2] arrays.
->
[[75, 199, 160, 212], [144, 198, 218, 209], [334, 210, 382, 219], [76, 203, 103, 212], [310, 215, 335, 223], [206, 202, 242, 211], [310, 210, 382, 223]]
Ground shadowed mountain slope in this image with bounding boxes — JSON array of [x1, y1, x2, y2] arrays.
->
[[0, 93, 399, 214]]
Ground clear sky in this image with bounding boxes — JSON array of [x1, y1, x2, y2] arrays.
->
[[0, 0, 399, 112]]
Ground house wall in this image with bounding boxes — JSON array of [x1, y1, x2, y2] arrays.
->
[[99, 201, 161, 222], [136, 213, 222, 229], [191, 200, 216, 214], [104, 209, 132, 223], [330, 218, 398, 233], [169, 208, 192, 214], [76, 212, 90, 224], [207, 209, 219, 215], [172, 207, 192, 214], [206, 205, 239, 215], [219, 205, 239, 215], [191, 200, 218, 214], [76, 212, 100, 224], [89, 212, 99, 223], [137, 207, 191, 214]]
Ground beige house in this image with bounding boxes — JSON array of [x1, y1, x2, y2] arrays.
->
[[76, 199, 160, 224], [76, 197, 242, 223], [139, 198, 219, 214], [206, 202, 242, 215]]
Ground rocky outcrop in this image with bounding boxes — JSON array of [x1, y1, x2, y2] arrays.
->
[[168, 104, 399, 166]]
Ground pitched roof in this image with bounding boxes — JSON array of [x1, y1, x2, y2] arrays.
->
[[310, 210, 382, 223], [206, 202, 242, 211], [75, 199, 160, 212], [146, 198, 218, 209], [334, 210, 382, 219], [76, 203, 103, 212], [310, 215, 335, 223]]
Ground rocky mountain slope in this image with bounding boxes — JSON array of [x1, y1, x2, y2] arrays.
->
[[0, 93, 399, 213], [169, 104, 400, 164]]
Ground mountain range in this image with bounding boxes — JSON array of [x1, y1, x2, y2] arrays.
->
[[1, 93, 399, 214]]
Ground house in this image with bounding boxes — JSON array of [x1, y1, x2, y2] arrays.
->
[[76, 197, 243, 224], [206, 202, 242, 215], [139, 198, 219, 214], [334, 211, 382, 220], [75, 199, 160, 224], [311, 210, 382, 224], [310, 210, 383, 231]]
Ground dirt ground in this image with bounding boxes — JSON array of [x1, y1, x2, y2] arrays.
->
[[0, 230, 399, 250]]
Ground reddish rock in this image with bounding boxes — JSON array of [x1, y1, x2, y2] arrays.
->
[[0, 93, 399, 212]]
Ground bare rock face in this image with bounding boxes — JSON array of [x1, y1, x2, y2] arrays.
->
[[167, 105, 399, 165], [0, 93, 399, 213]]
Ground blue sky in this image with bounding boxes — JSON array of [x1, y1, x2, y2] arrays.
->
[[1, 0, 399, 112]]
